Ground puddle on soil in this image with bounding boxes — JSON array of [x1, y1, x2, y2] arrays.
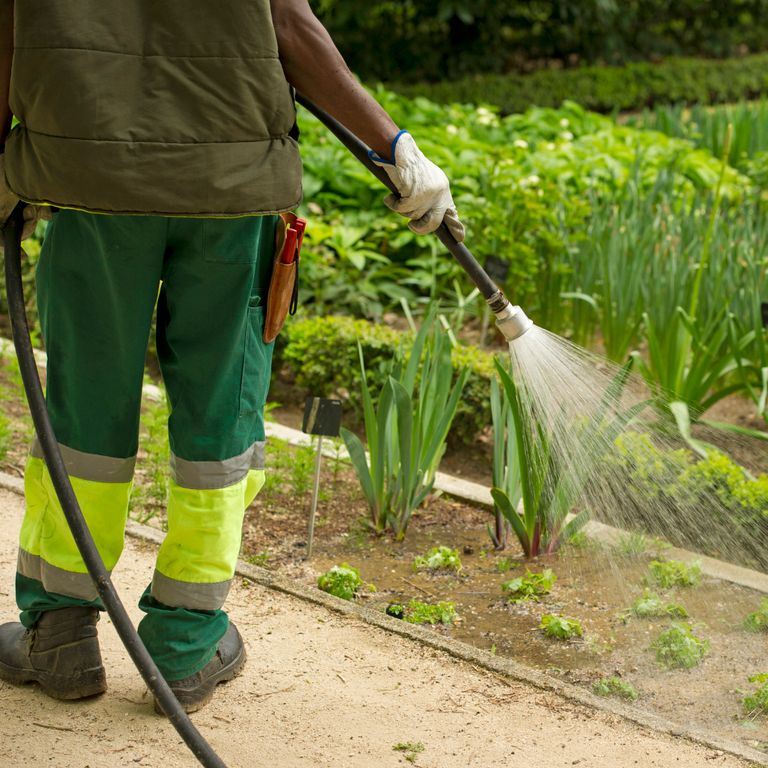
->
[[305, 521, 768, 753]]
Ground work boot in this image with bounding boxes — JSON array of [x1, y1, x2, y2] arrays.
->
[[0, 607, 107, 700], [154, 621, 246, 715]]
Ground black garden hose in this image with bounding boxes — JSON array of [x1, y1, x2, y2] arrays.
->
[[2, 203, 229, 768]]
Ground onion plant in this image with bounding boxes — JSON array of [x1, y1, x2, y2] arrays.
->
[[341, 309, 468, 539]]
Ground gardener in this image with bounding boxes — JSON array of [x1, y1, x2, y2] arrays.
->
[[0, 0, 464, 713]]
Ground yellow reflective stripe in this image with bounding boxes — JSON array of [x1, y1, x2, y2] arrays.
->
[[155, 469, 266, 591], [20, 456, 129, 575]]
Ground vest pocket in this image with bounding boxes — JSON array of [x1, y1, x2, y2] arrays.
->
[[239, 306, 273, 416]]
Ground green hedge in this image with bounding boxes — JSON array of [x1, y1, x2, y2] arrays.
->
[[392, 55, 768, 116], [278, 315, 495, 446]]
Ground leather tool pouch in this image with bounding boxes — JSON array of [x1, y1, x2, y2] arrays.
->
[[263, 212, 304, 344]]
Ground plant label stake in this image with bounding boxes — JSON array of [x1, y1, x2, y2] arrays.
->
[[302, 397, 343, 558]]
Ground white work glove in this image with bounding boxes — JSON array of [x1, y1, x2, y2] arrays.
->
[[371, 131, 465, 243], [0, 155, 50, 242]]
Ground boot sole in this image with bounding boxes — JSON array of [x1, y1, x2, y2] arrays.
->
[[154, 642, 247, 715], [0, 657, 107, 700]]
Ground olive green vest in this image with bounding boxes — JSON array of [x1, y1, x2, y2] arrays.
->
[[5, 1, 303, 216]]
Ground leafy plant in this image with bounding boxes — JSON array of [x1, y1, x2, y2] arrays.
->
[[646, 559, 701, 589], [317, 563, 364, 601], [413, 546, 462, 573], [341, 309, 468, 539], [502, 568, 556, 602], [387, 600, 458, 625], [627, 591, 688, 620], [540, 614, 583, 640], [495, 557, 518, 573], [744, 600, 768, 633], [651, 623, 709, 669], [592, 677, 639, 702], [743, 674, 768, 718]]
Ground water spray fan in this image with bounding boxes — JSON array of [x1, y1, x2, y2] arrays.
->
[[295, 95, 534, 343]]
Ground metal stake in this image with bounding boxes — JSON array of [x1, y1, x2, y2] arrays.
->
[[306, 434, 324, 559]]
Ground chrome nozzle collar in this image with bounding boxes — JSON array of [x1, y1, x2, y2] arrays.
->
[[495, 304, 534, 342]]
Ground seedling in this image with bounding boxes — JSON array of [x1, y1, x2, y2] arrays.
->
[[616, 531, 651, 557], [502, 568, 556, 602], [743, 674, 768, 718], [392, 742, 425, 764], [386, 600, 457, 626], [744, 599, 768, 632], [317, 563, 364, 601], [651, 623, 709, 669], [245, 551, 271, 568], [592, 677, 639, 702], [495, 557, 518, 574], [540, 613, 583, 640], [626, 590, 688, 620], [413, 546, 462, 573], [646, 559, 701, 589]]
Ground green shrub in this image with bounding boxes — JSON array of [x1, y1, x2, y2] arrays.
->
[[744, 600, 768, 633], [646, 559, 702, 589], [413, 546, 462, 573], [628, 591, 688, 620], [743, 674, 768, 717], [280, 315, 494, 445], [317, 563, 364, 601], [398, 600, 457, 626], [592, 677, 639, 702], [502, 568, 556, 602], [652, 623, 709, 669], [540, 614, 583, 640], [394, 55, 768, 116]]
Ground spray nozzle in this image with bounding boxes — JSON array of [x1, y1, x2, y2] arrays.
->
[[495, 303, 534, 342]]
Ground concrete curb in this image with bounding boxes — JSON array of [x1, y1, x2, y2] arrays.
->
[[0, 470, 765, 766]]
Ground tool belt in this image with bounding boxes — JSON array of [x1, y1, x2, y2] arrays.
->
[[263, 212, 305, 343]]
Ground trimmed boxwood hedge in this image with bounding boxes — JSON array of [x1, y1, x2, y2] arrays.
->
[[277, 315, 495, 446], [392, 55, 768, 116]]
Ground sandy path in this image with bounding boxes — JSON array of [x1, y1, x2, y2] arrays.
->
[[0, 487, 759, 768]]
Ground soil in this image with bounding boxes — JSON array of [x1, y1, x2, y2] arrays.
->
[[0, 486, 755, 768]]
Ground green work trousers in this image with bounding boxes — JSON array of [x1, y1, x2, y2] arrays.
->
[[16, 210, 277, 680]]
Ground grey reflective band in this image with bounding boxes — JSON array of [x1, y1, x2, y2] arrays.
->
[[170, 441, 266, 490], [18, 550, 100, 601], [31, 439, 136, 484], [151, 569, 232, 611]]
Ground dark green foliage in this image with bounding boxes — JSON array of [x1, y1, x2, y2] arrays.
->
[[280, 315, 493, 446], [394, 55, 768, 116]]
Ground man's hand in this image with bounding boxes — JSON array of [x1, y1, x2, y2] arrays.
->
[[0, 155, 50, 241], [371, 132, 464, 241]]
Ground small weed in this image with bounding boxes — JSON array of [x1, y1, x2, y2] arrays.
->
[[392, 742, 425, 764], [743, 674, 768, 718], [502, 568, 556, 602], [317, 563, 364, 601], [616, 531, 651, 557], [744, 600, 768, 632], [651, 623, 709, 669], [289, 444, 316, 497], [495, 557, 518, 573], [625, 590, 688, 621], [566, 531, 591, 548], [413, 546, 462, 573], [245, 551, 271, 568], [540, 613, 583, 640], [592, 677, 639, 701], [0, 410, 10, 462], [400, 600, 457, 626], [646, 559, 701, 589]]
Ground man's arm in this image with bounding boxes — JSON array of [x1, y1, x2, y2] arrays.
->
[[0, 0, 13, 147], [270, 0, 398, 160]]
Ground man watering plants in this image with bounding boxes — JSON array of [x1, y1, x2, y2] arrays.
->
[[0, 0, 464, 713]]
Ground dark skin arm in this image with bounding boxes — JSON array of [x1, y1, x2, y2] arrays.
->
[[270, 0, 399, 161], [0, 0, 12, 147]]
